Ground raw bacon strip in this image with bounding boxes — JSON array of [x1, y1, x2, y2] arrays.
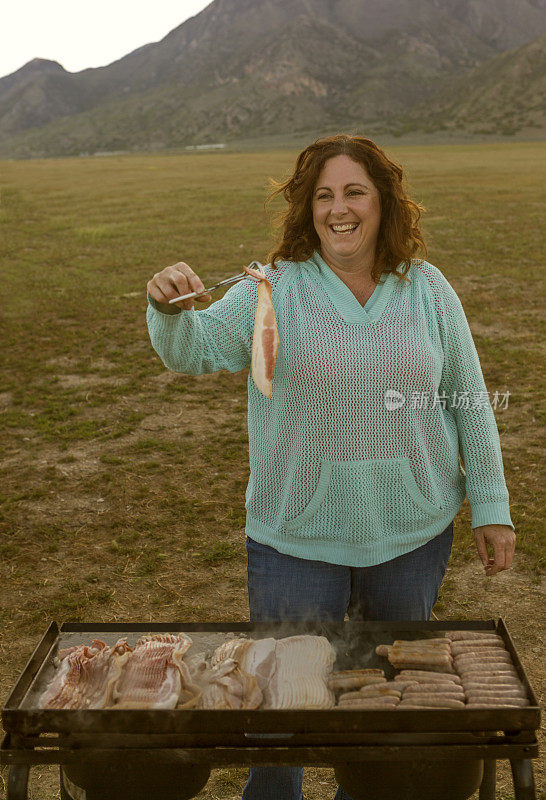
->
[[211, 638, 253, 665], [199, 658, 262, 710], [57, 638, 106, 662], [212, 637, 277, 692], [137, 633, 193, 649], [41, 640, 131, 709], [113, 635, 196, 709], [243, 265, 279, 398], [263, 635, 336, 709]]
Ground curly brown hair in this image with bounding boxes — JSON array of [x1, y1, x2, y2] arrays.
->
[[267, 134, 426, 282]]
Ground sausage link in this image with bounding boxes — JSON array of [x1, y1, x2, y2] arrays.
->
[[329, 670, 385, 690], [403, 686, 464, 695], [404, 692, 465, 703], [459, 667, 518, 679], [398, 697, 465, 708], [359, 683, 402, 697], [462, 677, 523, 688], [444, 631, 503, 643], [390, 647, 451, 660], [456, 659, 513, 670], [390, 652, 454, 669], [466, 689, 527, 700], [393, 639, 452, 650], [466, 697, 529, 707], [454, 650, 511, 663], [337, 690, 364, 702], [338, 696, 398, 708], [395, 671, 462, 684], [451, 640, 508, 655], [466, 703, 524, 709]]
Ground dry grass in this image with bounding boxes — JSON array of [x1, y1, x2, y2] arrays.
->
[[0, 142, 545, 799]]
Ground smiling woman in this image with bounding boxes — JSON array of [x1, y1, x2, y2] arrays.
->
[[267, 134, 426, 287], [311, 156, 382, 304], [146, 133, 516, 800]]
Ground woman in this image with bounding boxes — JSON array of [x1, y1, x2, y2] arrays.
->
[[146, 134, 515, 800]]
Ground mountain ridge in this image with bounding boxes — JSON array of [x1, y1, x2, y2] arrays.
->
[[1, 0, 545, 157], [408, 32, 546, 136]]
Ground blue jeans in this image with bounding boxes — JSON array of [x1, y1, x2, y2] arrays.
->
[[242, 522, 454, 800]]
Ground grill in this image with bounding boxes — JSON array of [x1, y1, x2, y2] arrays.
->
[[1, 619, 540, 800]]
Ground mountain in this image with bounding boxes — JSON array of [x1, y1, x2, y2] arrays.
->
[[409, 32, 546, 135], [1, 0, 545, 157], [0, 59, 94, 138]]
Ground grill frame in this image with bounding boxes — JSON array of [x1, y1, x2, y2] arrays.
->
[[0, 619, 540, 800], [1, 619, 540, 738]]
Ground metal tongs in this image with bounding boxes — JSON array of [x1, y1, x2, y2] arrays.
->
[[168, 260, 264, 304]]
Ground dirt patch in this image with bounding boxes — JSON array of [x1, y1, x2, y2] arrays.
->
[[45, 357, 117, 372], [54, 374, 121, 390]]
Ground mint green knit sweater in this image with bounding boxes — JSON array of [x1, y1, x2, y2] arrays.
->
[[147, 253, 513, 567]]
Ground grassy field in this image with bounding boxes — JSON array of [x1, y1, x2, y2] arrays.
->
[[0, 142, 545, 800]]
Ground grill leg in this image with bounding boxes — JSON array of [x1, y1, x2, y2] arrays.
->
[[7, 765, 29, 800], [510, 759, 536, 800], [479, 759, 496, 800]]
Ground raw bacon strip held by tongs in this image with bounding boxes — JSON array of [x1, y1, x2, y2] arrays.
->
[[243, 262, 279, 398]]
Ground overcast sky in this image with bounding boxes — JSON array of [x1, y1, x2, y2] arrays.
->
[[1, 1, 211, 79]]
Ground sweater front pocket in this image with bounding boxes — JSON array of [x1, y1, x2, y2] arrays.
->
[[284, 457, 443, 543]]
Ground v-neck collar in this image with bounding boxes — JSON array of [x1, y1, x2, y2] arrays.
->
[[307, 251, 397, 324]]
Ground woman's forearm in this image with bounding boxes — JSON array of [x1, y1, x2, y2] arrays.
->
[[146, 280, 253, 375]]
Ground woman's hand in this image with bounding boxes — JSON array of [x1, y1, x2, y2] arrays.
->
[[147, 262, 211, 311], [473, 524, 516, 576]]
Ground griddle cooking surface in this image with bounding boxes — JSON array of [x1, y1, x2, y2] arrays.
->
[[2, 620, 541, 738]]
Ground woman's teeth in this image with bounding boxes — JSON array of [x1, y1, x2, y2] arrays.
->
[[331, 223, 358, 235]]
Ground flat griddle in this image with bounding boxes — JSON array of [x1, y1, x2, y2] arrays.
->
[[1, 619, 541, 800], [1, 619, 540, 738]]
